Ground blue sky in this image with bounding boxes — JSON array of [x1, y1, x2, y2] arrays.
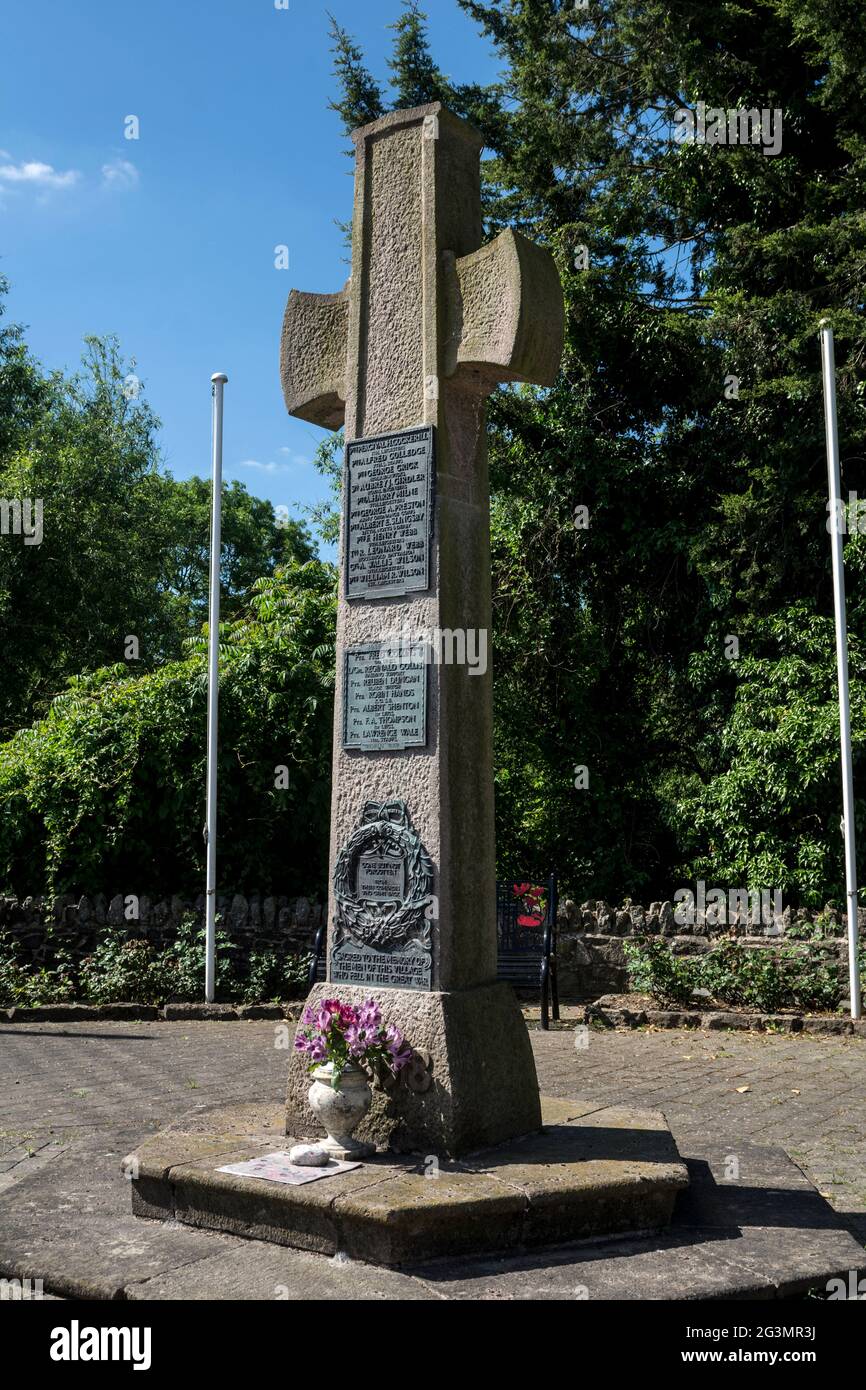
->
[[0, 0, 499, 549]]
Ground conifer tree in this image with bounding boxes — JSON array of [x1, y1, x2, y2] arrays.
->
[[387, 1, 446, 108], [326, 13, 385, 134]]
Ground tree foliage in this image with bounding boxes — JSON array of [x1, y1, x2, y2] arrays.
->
[[4, 2, 865, 909], [387, 1, 448, 108], [329, 0, 866, 906], [327, 13, 385, 133], [0, 292, 314, 740]]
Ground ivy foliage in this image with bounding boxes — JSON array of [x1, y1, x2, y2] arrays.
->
[[624, 933, 851, 1014], [0, 560, 336, 898], [0, 917, 311, 1008]]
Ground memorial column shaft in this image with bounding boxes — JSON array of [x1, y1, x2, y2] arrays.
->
[[332, 106, 495, 990]]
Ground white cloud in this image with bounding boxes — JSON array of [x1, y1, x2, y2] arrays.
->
[[239, 451, 312, 474], [101, 158, 139, 191], [0, 159, 79, 189], [278, 447, 312, 467]]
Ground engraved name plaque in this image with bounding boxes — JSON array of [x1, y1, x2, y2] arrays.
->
[[342, 643, 427, 751], [345, 425, 434, 600]]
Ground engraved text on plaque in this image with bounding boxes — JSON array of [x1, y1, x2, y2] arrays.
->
[[345, 425, 434, 599], [342, 643, 427, 751]]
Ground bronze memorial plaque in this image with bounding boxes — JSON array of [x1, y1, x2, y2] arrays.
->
[[331, 799, 433, 991], [356, 854, 405, 901], [345, 425, 434, 600], [342, 642, 427, 752]]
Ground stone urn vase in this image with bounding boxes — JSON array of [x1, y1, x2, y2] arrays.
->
[[308, 1062, 374, 1159]]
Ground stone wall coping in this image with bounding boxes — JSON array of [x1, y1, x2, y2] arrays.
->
[[585, 996, 863, 1037]]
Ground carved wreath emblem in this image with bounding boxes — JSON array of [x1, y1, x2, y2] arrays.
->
[[333, 799, 433, 952]]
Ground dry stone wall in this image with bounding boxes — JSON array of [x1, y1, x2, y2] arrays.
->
[[1, 891, 857, 1003], [555, 898, 857, 1000], [0, 893, 323, 968]]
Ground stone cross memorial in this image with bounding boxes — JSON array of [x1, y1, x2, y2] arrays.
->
[[282, 103, 564, 1156]]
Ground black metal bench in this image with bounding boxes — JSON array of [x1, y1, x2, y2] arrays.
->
[[495, 873, 560, 1030], [307, 871, 559, 1030]]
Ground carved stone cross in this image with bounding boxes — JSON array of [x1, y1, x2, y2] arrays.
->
[[282, 103, 564, 1156]]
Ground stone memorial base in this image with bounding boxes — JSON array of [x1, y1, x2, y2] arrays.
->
[[287, 981, 543, 1158], [129, 1095, 689, 1267]]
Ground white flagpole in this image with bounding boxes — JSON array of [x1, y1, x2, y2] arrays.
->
[[205, 372, 228, 1004], [819, 321, 861, 1021]]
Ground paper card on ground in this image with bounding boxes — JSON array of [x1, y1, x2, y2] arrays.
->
[[216, 1151, 360, 1186]]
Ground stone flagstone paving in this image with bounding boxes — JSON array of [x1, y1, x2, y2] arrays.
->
[[2, 1020, 866, 1243]]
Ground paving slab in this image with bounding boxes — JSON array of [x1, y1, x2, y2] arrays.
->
[[405, 1229, 779, 1301], [2, 1128, 143, 1219], [168, 1150, 410, 1256], [126, 1244, 438, 1301], [0, 1208, 240, 1301], [0, 1127, 246, 1299], [332, 1167, 526, 1265], [460, 1104, 688, 1248], [401, 1139, 866, 1301], [675, 1144, 842, 1231]]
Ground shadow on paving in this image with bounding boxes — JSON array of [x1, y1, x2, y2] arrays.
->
[[677, 1157, 842, 1230], [0, 1029, 160, 1043], [475, 1121, 684, 1168], [401, 1145, 866, 1301]]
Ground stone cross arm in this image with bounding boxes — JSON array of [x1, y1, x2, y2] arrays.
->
[[280, 285, 350, 431], [280, 105, 564, 430]]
